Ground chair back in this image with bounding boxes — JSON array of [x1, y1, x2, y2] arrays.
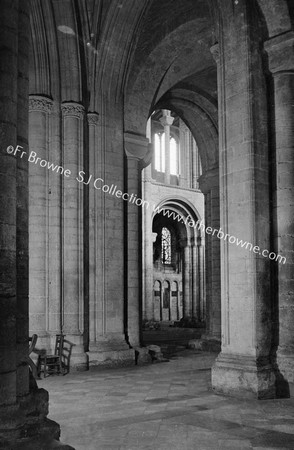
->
[[61, 339, 74, 373], [54, 334, 65, 356]]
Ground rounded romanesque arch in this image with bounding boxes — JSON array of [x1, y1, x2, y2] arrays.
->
[[143, 197, 205, 326], [256, 0, 293, 38]]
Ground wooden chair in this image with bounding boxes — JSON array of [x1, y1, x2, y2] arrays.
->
[[37, 334, 74, 378], [37, 334, 64, 378], [61, 338, 74, 375]]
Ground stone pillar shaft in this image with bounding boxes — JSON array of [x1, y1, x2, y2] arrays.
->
[[198, 240, 205, 321], [87, 108, 133, 368], [183, 244, 191, 317], [142, 176, 154, 321], [179, 120, 189, 188], [126, 156, 141, 345], [0, 0, 21, 409], [212, 2, 277, 398], [125, 133, 150, 346], [198, 168, 220, 342], [61, 102, 87, 370], [265, 31, 294, 382], [192, 244, 198, 318], [87, 112, 100, 345], [160, 110, 174, 184], [0, 2, 73, 447], [15, 0, 31, 399], [142, 121, 153, 321], [28, 96, 53, 347]]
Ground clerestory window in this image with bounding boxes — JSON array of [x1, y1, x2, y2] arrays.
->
[[154, 133, 179, 176]]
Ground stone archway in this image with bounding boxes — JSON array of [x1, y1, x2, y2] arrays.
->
[[144, 199, 205, 325]]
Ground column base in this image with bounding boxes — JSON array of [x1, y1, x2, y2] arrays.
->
[[211, 353, 281, 399], [0, 388, 74, 449], [88, 334, 135, 368], [200, 333, 221, 352], [13, 437, 75, 449], [277, 350, 294, 383]]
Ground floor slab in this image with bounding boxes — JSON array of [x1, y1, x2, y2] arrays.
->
[[39, 351, 294, 450]]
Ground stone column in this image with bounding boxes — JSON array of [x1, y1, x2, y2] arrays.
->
[[179, 120, 189, 188], [87, 105, 135, 368], [198, 237, 205, 321], [182, 241, 191, 318], [160, 110, 174, 184], [192, 238, 204, 321], [61, 102, 87, 370], [192, 242, 198, 319], [142, 121, 153, 321], [192, 140, 199, 190], [265, 31, 294, 383], [142, 208, 156, 321], [87, 112, 100, 349], [125, 132, 150, 346], [28, 96, 53, 349], [198, 168, 221, 347], [211, 2, 279, 398], [0, 0, 22, 415], [0, 2, 73, 447]]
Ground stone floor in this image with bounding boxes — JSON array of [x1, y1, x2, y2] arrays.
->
[[39, 350, 294, 450]]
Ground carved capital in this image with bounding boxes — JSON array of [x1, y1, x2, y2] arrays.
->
[[179, 238, 190, 249], [198, 167, 219, 194], [87, 112, 99, 126], [264, 31, 294, 74], [29, 95, 53, 113], [61, 102, 85, 118], [124, 132, 150, 166], [159, 111, 174, 128]]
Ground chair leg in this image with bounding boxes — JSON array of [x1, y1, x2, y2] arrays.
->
[[43, 356, 47, 378], [37, 356, 41, 378]]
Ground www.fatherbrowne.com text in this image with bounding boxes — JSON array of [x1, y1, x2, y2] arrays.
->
[[6, 145, 286, 265]]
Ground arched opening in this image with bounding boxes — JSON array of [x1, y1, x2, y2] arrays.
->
[[141, 106, 217, 352]]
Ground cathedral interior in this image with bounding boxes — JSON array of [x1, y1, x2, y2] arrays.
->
[[0, 0, 294, 448]]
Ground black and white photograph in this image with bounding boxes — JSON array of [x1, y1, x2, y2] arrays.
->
[[0, 0, 294, 448]]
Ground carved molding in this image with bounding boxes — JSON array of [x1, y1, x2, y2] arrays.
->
[[198, 167, 219, 194], [61, 102, 85, 118], [29, 95, 53, 113], [124, 132, 150, 161]]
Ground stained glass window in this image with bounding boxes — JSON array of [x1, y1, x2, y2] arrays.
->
[[161, 227, 171, 264]]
